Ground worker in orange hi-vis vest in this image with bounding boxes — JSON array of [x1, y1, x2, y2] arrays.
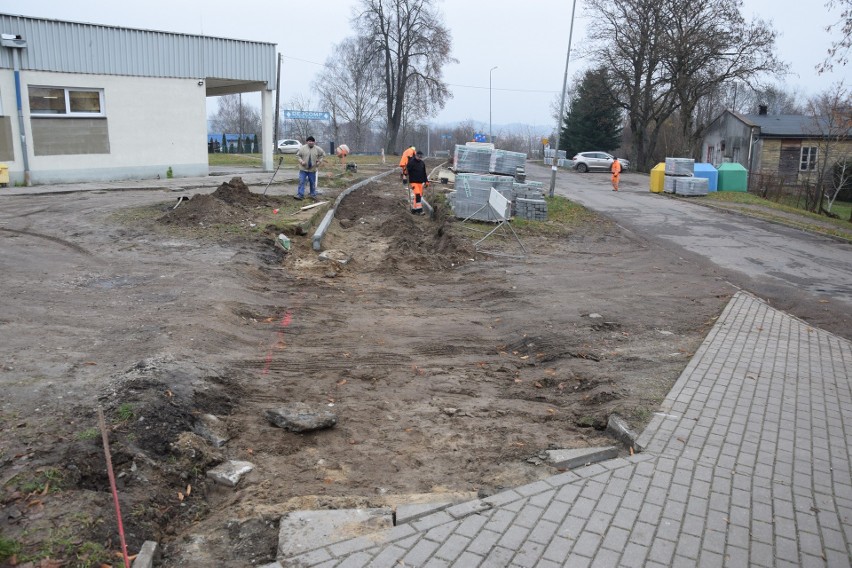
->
[[406, 150, 428, 214], [399, 146, 416, 184], [336, 144, 350, 167], [611, 158, 622, 191]]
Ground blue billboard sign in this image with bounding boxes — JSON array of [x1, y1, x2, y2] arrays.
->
[[283, 110, 331, 120]]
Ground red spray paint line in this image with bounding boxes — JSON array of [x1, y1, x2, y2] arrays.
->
[[262, 310, 293, 375]]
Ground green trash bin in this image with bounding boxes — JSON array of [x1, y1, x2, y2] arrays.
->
[[717, 163, 748, 192]]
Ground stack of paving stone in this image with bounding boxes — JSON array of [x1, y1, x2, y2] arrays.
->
[[491, 149, 527, 176], [663, 157, 695, 194], [453, 144, 493, 174], [543, 148, 565, 166], [672, 176, 709, 196], [514, 197, 548, 220], [665, 157, 694, 176], [449, 173, 514, 221], [511, 181, 548, 220], [512, 181, 544, 200]]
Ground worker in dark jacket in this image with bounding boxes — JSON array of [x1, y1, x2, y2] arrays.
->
[[406, 150, 428, 214]]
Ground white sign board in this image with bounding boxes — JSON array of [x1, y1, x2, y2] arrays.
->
[[488, 187, 510, 220]]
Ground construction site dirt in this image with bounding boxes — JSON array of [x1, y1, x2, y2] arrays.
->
[[0, 171, 733, 566]]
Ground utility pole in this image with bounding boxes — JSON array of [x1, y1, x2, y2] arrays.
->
[[489, 66, 498, 143], [549, 0, 578, 198], [274, 53, 282, 150]]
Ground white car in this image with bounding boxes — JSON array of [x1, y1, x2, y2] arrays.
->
[[571, 151, 630, 173], [277, 139, 301, 154]]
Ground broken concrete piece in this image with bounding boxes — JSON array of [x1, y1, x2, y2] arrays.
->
[[206, 460, 254, 487], [318, 249, 351, 265], [544, 446, 618, 470], [277, 508, 393, 559], [131, 541, 161, 568], [588, 313, 603, 319], [265, 403, 338, 433], [607, 414, 640, 450], [194, 414, 230, 448]]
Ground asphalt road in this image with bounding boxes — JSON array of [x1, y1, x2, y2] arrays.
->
[[526, 162, 852, 339]]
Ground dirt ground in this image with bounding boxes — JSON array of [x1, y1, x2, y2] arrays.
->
[[0, 168, 733, 567]]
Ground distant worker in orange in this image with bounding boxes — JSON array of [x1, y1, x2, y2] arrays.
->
[[611, 158, 622, 191], [336, 144, 350, 167], [399, 145, 416, 184], [406, 150, 429, 215]]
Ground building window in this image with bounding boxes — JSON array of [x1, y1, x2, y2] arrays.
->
[[800, 146, 818, 171], [28, 86, 104, 117]]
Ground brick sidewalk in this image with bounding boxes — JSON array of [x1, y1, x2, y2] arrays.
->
[[281, 292, 852, 567]]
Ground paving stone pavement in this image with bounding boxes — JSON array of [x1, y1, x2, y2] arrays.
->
[[282, 292, 852, 567]]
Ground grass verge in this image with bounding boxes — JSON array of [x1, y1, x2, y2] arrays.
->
[[702, 192, 852, 241], [512, 195, 598, 236]]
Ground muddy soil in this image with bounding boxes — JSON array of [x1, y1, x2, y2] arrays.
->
[[0, 170, 732, 566]]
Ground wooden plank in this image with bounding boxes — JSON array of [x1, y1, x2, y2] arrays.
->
[[300, 201, 328, 211]]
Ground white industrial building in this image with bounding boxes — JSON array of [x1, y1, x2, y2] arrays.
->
[[0, 13, 277, 185]]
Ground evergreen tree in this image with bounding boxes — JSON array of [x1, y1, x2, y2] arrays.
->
[[221, 134, 227, 154], [253, 134, 259, 154], [559, 67, 623, 157]]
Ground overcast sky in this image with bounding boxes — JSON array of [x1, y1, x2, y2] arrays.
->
[[2, 0, 847, 133]]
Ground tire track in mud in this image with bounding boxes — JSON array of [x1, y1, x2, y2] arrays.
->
[[240, 351, 411, 372], [0, 226, 96, 257]]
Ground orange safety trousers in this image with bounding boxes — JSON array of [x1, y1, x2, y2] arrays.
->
[[410, 182, 424, 210]]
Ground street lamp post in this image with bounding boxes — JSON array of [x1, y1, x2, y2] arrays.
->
[[489, 66, 498, 144], [549, 0, 578, 198]]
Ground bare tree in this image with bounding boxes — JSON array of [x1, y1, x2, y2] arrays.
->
[[819, 0, 852, 72], [211, 94, 261, 137], [353, 0, 455, 154], [804, 82, 852, 214], [451, 120, 476, 148], [662, 0, 784, 156], [313, 36, 384, 151], [585, 0, 678, 170], [585, 0, 783, 169], [743, 84, 805, 115]]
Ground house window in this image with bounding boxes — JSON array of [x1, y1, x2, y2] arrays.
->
[[28, 86, 104, 117], [800, 146, 818, 171]]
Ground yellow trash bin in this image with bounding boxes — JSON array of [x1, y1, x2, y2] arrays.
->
[[650, 162, 665, 193], [0, 164, 9, 187]]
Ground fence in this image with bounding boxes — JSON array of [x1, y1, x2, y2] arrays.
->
[[748, 173, 823, 212]]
